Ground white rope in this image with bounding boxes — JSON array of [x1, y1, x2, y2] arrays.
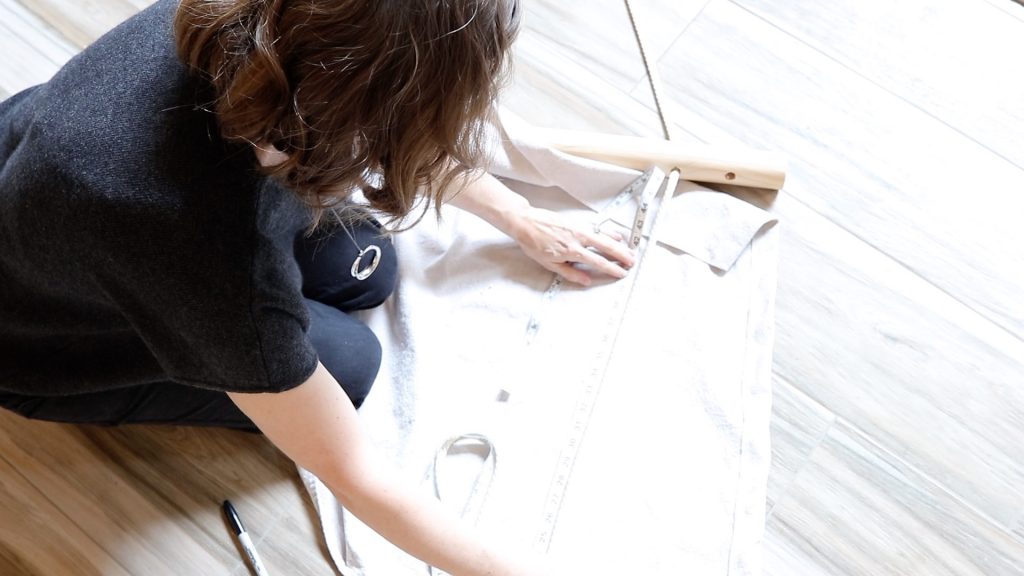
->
[[429, 433, 498, 576]]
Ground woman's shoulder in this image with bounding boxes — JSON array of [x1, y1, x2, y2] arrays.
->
[[1, 0, 269, 234], [27, 3, 196, 158]]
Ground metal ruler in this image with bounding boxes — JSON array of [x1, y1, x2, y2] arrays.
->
[[524, 166, 664, 347], [532, 166, 676, 552]]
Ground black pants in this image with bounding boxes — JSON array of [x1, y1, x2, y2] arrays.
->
[[0, 217, 397, 431]]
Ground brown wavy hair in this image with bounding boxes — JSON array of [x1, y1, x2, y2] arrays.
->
[[174, 0, 520, 226]]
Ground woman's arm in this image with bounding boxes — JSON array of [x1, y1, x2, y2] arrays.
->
[[228, 363, 548, 576], [448, 172, 634, 286]]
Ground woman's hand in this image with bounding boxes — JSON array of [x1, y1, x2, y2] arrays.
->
[[505, 205, 634, 286], [229, 364, 555, 576], [448, 172, 635, 286]]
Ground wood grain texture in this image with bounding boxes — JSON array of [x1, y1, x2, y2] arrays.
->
[[0, 413, 234, 573], [0, 411, 322, 575], [654, 0, 1024, 341], [230, 513, 336, 576], [0, 453, 132, 576], [16, 0, 150, 49], [517, 0, 707, 95], [0, 0, 78, 95], [736, 0, 1024, 169], [75, 424, 314, 547], [503, 26, 670, 138], [765, 377, 834, 514], [770, 190, 1024, 529], [764, 421, 1024, 576]]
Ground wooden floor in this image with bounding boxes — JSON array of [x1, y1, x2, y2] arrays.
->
[[2, 0, 1024, 574]]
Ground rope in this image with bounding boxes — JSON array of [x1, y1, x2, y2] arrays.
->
[[623, 0, 677, 142], [429, 433, 498, 576]]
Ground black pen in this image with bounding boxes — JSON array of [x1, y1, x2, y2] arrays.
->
[[223, 500, 269, 576]]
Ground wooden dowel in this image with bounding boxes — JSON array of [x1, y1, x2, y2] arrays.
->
[[531, 127, 788, 190]]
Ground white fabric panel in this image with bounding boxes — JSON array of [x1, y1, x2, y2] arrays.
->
[[299, 111, 778, 576]]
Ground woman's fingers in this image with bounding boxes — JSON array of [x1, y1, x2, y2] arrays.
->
[[549, 261, 593, 286], [514, 207, 639, 286], [545, 228, 635, 286], [567, 243, 629, 281], [578, 228, 635, 270]]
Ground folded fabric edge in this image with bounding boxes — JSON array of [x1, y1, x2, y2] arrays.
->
[[491, 108, 779, 272]]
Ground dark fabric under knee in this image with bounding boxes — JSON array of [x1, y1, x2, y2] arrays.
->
[[0, 383, 257, 431], [294, 216, 398, 312], [305, 299, 382, 408]]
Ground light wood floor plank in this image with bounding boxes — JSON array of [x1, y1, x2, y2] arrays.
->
[[735, 0, 1024, 170], [0, 412, 280, 574], [16, 0, 149, 49], [766, 376, 834, 514], [519, 0, 707, 96], [73, 424, 324, 565], [764, 421, 1024, 576], [654, 0, 1024, 341], [771, 188, 1024, 529], [0, 413, 330, 575], [140, 433, 328, 575], [0, 452, 132, 576], [232, 512, 336, 576], [505, 27, 672, 137], [0, 0, 78, 95]]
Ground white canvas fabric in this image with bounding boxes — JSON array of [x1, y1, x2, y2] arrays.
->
[[299, 110, 779, 576]]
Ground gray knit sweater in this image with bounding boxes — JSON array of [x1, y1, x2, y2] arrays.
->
[[0, 0, 318, 396]]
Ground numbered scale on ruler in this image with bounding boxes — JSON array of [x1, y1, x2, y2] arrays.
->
[[532, 165, 674, 551]]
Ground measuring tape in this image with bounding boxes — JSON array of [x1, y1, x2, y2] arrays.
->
[[532, 166, 678, 552]]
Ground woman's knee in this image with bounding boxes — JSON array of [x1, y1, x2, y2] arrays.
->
[[345, 233, 398, 310], [295, 217, 398, 311], [305, 300, 383, 408]]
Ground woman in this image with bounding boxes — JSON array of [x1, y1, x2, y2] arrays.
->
[[0, 0, 633, 573]]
